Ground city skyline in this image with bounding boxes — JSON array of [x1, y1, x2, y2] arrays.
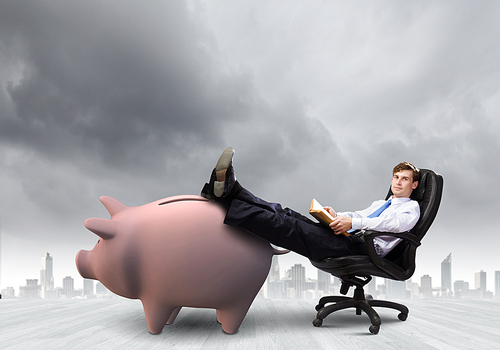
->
[[2, 251, 499, 300], [1, 220, 499, 294]]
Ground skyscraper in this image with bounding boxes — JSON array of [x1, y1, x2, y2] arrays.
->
[[40, 252, 54, 290], [63, 276, 75, 299], [268, 255, 280, 282], [421, 274, 432, 298], [317, 269, 331, 294], [84, 279, 94, 298], [441, 253, 452, 293], [291, 264, 305, 298], [265, 255, 284, 299], [475, 270, 486, 294]]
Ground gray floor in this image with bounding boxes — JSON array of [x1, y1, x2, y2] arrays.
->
[[1, 297, 499, 349]]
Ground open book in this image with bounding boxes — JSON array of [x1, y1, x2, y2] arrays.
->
[[309, 198, 350, 237]]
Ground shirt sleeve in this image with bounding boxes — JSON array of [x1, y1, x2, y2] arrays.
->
[[363, 201, 419, 232], [338, 199, 420, 257], [338, 199, 420, 233]]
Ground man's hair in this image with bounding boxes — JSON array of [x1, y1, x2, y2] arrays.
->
[[393, 162, 420, 182]]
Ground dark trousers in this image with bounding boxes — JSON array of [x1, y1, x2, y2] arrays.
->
[[223, 189, 368, 261]]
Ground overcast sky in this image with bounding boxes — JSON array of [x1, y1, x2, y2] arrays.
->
[[1, 0, 499, 292]]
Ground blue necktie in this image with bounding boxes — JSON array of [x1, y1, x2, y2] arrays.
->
[[347, 199, 392, 233], [367, 199, 392, 218]]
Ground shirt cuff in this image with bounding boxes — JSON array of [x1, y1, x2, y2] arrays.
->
[[351, 218, 363, 230]]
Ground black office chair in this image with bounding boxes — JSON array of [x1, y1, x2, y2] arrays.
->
[[310, 169, 443, 334]]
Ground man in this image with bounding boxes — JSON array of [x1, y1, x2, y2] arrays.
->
[[201, 147, 420, 261]]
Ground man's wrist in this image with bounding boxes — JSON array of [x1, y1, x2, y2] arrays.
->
[[351, 218, 362, 230]]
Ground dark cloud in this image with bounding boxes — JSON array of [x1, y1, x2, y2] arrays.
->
[[0, 1, 343, 234]]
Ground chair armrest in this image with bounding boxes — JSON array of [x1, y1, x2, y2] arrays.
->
[[362, 230, 421, 247], [362, 230, 420, 280]]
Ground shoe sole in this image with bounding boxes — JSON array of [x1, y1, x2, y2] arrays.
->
[[214, 147, 234, 197]]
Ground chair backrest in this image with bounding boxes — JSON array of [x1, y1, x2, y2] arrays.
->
[[383, 169, 443, 270], [386, 169, 443, 241]]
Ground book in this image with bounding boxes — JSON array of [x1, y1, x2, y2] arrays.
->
[[309, 198, 350, 237]]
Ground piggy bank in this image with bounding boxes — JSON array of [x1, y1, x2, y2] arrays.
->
[[76, 195, 288, 334]]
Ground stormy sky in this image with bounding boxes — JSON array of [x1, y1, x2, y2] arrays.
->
[[1, 0, 499, 292]]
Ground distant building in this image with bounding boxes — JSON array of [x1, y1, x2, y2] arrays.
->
[[40, 252, 54, 290], [441, 253, 452, 294], [317, 269, 331, 294], [266, 280, 285, 299], [475, 270, 487, 295], [63, 276, 75, 299], [386, 279, 406, 299], [96, 282, 109, 294], [407, 279, 420, 299], [290, 264, 306, 299], [84, 279, 94, 298], [265, 256, 285, 298], [268, 255, 280, 282], [1, 287, 15, 298], [454, 280, 470, 298], [40, 252, 55, 298], [366, 277, 377, 297], [420, 275, 432, 298], [19, 279, 40, 299]]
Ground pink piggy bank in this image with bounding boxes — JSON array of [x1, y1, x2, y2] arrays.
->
[[76, 195, 288, 334]]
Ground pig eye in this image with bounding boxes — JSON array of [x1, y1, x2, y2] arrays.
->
[[97, 239, 101, 244]]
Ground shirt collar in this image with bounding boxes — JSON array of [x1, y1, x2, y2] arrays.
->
[[389, 196, 413, 204]]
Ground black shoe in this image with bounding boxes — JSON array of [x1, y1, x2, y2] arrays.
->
[[214, 147, 236, 198], [200, 169, 217, 200]]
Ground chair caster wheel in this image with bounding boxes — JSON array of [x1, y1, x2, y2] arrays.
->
[[312, 318, 323, 327], [369, 325, 380, 334], [398, 313, 408, 321]]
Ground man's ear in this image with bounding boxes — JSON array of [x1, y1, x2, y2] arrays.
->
[[412, 181, 419, 190]]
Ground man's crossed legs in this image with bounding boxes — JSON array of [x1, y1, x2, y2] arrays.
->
[[201, 147, 367, 261]]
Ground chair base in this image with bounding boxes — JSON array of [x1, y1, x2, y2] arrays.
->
[[312, 284, 408, 334]]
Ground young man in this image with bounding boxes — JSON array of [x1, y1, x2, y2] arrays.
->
[[201, 147, 420, 261]]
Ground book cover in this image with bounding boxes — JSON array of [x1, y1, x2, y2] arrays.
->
[[309, 198, 350, 237]]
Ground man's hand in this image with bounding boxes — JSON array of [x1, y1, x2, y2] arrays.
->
[[324, 206, 336, 218], [329, 215, 353, 235]]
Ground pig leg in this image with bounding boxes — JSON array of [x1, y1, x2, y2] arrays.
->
[[141, 299, 177, 334], [217, 301, 253, 334], [166, 306, 182, 325]]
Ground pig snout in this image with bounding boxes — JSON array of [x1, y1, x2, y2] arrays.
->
[[76, 249, 96, 280]]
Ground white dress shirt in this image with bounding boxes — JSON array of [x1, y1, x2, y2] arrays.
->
[[336, 197, 420, 257]]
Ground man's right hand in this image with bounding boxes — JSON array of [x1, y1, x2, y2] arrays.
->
[[329, 215, 353, 235]]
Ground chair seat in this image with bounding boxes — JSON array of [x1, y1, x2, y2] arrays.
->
[[311, 255, 407, 281]]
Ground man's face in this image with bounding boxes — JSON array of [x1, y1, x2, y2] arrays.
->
[[391, 169, 418, 198]]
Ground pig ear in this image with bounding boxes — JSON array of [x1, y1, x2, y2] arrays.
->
[[84, 218, 117, 240], [100, 196, 127, 217]]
